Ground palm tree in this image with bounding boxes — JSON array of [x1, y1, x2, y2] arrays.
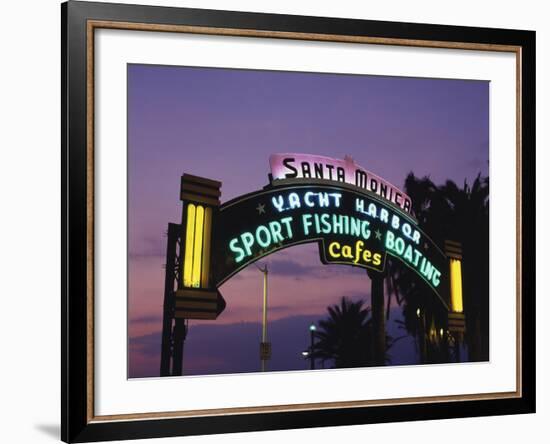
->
[[387, 173, 489, 363], [438, 175, 489, 361], [312, 296, 392, 368]]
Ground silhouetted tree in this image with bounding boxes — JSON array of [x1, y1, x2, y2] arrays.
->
[[387, 173, 489, 363], [312, 297, 392, 368]]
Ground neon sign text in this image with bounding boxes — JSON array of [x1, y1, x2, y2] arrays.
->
[[385, 231, 441, 287], [216, 185, 448, 304], [229, 216, 294, 263], [270, 153, 412, 213], [327, 240, 383, 267], [272, 191, 342, 212], [355, 198, 420, 244], [302, 213, 370, 239]]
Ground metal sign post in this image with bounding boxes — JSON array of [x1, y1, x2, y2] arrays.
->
[[257, 264, 271, 371]]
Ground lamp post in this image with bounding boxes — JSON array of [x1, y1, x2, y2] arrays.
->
[[309, 323, 316, 370], [257, 264, 270, 372], [416, 307, 428, 363]]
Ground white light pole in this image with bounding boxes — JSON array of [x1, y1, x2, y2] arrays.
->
[[257, 264, 270, 371], [309, 323, 316, 370]]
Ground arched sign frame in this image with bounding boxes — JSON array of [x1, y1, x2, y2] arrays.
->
[[211, 181, 452, 312]]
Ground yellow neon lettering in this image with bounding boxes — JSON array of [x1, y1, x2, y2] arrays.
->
[[328, 241, 341, 258]]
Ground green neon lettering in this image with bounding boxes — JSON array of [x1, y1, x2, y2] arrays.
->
[[302, 214, 312, 235], [343, 215, 349, 234], [256, 225, 271, 248], [385, 231, 441, 289], [281, 216, 293, 238], [361, 221, 371, 240], [241, 232, 254, 256], [367, 203, 377, 218], [332, 214, 344, 234], [330, 193, 342, 207], [403, 244, 413, 262], [321, 213, 331, 233], [394, 236, 405, 255], [432, 270, 441, 287], [268, 221, 284, 243], [314, 213, 321, 233], [385, 231, 395, 250], [229, 238, 246, 263], [288, 192, 301, 209], [413, 249, 422, 267], [423, 261, 435, 281], [272, 195, 285, 212], [391, 215, 400, 229], [318, 192, 329, 207], [350, 217, 361, 237]]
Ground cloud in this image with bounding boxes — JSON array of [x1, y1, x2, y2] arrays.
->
[[267, 259, 319, 277], [266, 258, 364, 280], [130, 331, 162, 358], [340, 289, 371, 302], [129, 234, 166, 259], [268, 305, 292, 312], [130, 314, 162, 324]]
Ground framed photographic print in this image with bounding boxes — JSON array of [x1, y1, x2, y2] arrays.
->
[[61, 1, 536, 442]]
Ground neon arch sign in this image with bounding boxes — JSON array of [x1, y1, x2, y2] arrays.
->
[[173, 153, 464, 319]]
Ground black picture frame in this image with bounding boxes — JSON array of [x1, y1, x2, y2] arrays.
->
[[62, 1, 536, 442]]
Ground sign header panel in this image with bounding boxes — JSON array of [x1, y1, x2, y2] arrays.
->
[[269, 153, 413, 214]]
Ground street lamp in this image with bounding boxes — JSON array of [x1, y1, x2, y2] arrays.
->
[[256, 264, 270, 372], [309, 323, 316, 370]]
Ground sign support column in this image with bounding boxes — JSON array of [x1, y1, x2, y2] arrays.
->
[[368, 268, 386, 366], [160, 174, 225, 377], [160, 223, 182, 377]]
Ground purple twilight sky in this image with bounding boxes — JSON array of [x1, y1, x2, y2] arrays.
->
[[127, 64, 488, 378]]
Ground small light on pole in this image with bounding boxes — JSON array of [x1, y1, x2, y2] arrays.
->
[[309, 323, 316, 370]]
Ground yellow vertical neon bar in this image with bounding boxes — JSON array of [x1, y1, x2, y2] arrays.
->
[[449, 258, 464, 313], [183, 204, 196, 287], [191, 205, 204, 287], [201, 207, 212, 288]]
